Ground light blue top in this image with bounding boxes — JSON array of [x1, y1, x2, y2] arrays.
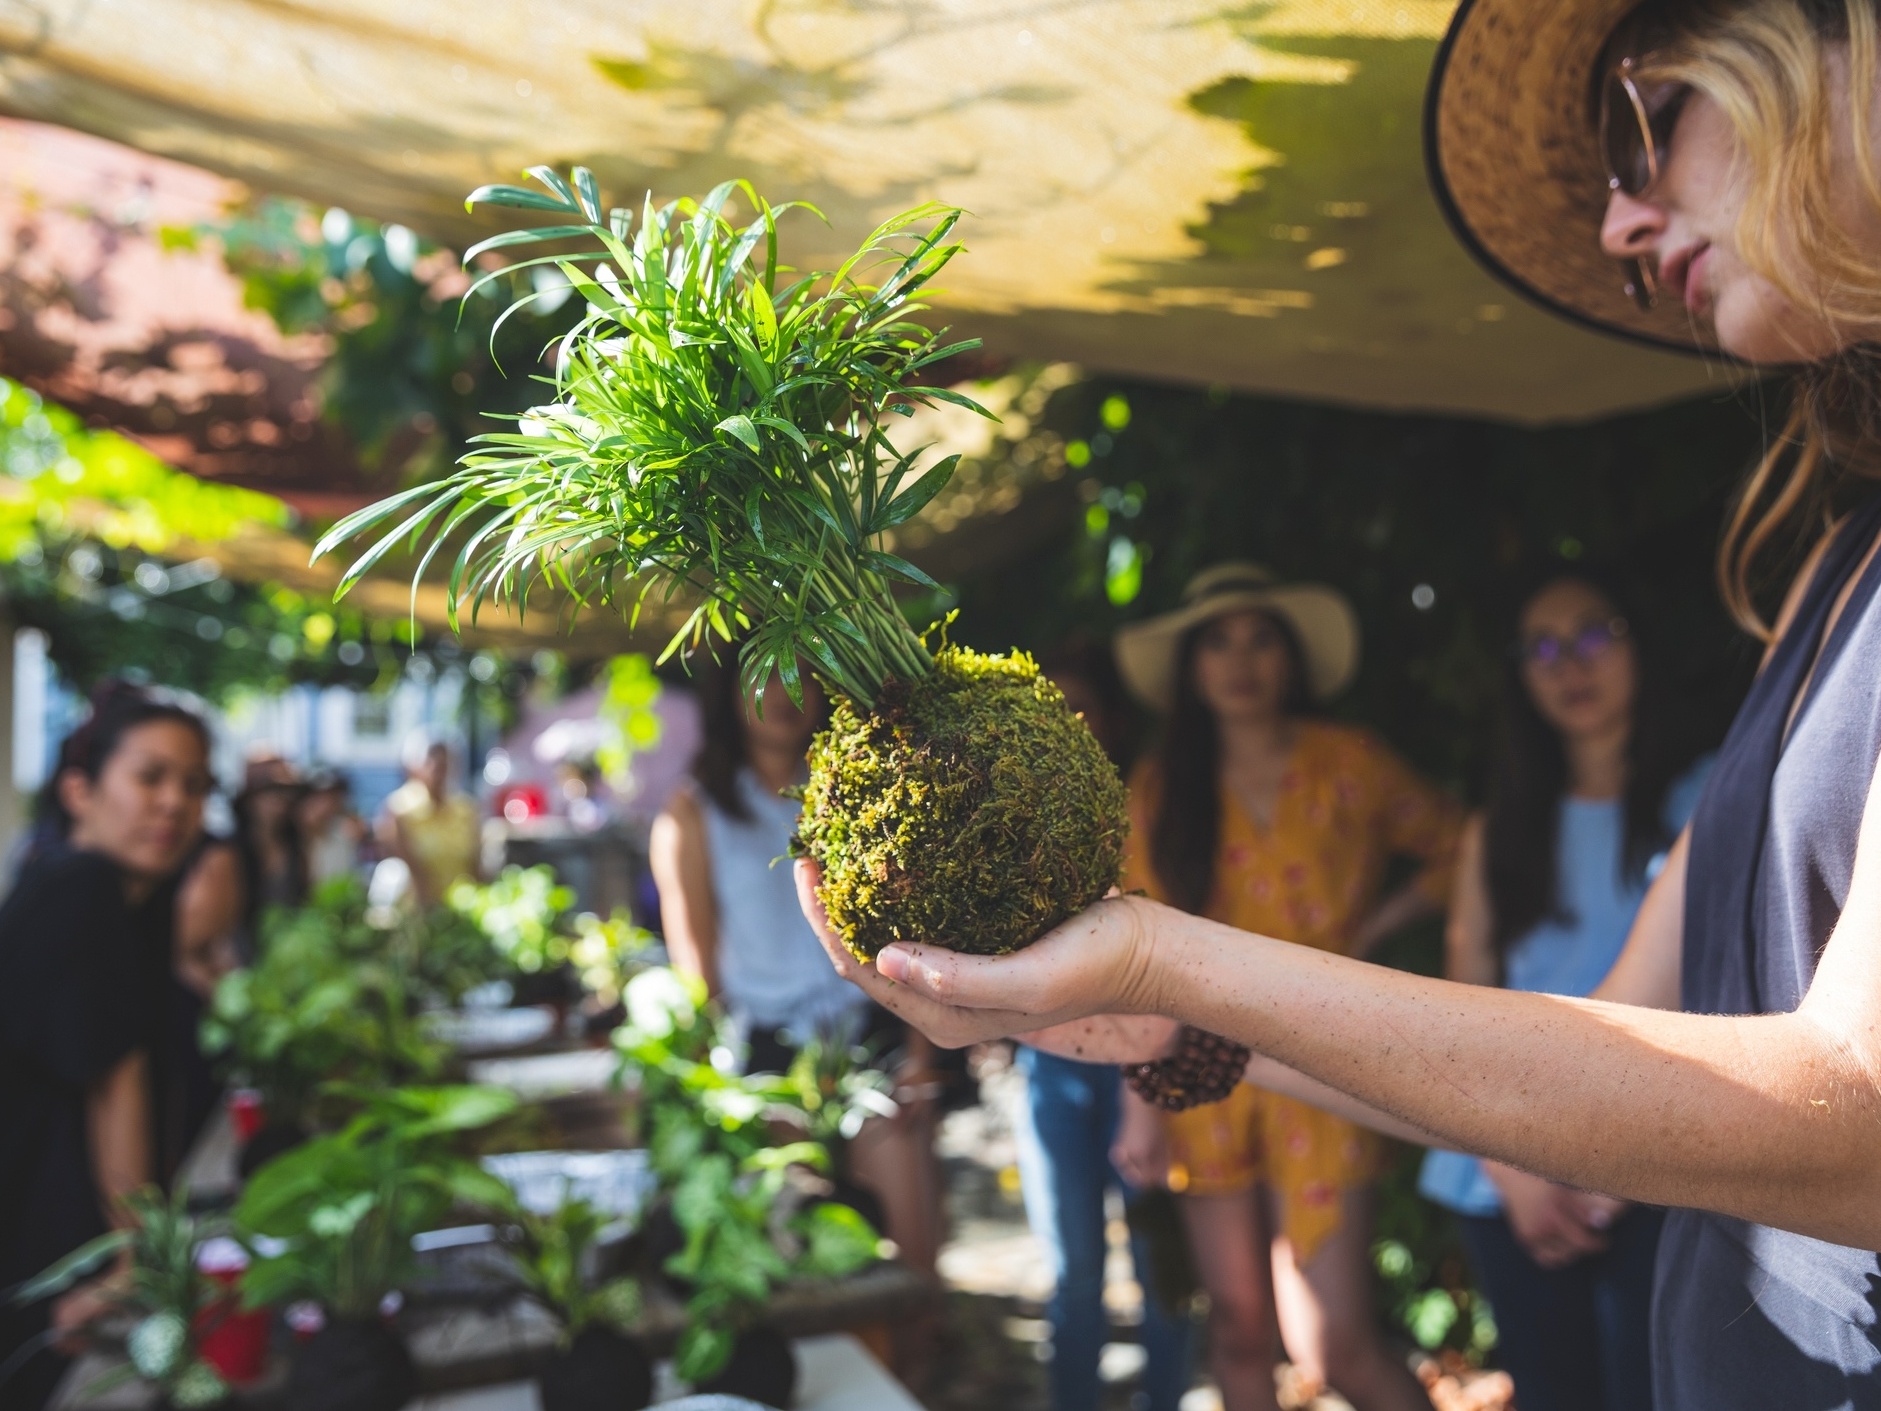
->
[[1419, 758, 1713, 1216], [700, 769, 870, 1039]]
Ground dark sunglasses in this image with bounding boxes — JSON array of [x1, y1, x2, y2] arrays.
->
[[1519, 617, 1630, 668], [1597, 53, 1692, 311]]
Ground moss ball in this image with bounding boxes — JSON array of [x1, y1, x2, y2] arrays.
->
[[797, 645, 1130, 959]]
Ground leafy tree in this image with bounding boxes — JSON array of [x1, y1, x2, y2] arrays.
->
[[0, 378, 414, 699]]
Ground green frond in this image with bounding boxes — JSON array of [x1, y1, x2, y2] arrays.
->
[[316, 170, 984, 707]]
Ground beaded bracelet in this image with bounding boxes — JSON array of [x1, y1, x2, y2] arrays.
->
[[1121, 1026, 1251, 1111]]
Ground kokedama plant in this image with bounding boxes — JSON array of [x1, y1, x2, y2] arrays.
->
[[10, 1186, 231, 1409], [317, 169, 1129, 957], [235, 1085, 519, 1411], [610, 968, 882, 1393], [499, 1197, 652, 1411]]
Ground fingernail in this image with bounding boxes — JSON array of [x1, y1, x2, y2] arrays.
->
[[877, 947, 910, 983]]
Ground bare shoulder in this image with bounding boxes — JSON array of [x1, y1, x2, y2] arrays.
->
[[653, 781, 707, 842]]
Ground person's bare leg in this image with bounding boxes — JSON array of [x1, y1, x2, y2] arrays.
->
[[1268, 1187, 1431, 1411], [845, 1091, 943, 1388], [846, 1100, 942, 1275], [1178, 1188, 1282, 1411]]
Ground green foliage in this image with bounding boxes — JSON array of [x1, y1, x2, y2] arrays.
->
[[0, 379, 398, 700], [198, 198, 584, 483], [12, 1186, 232, 1407], [316, 170, 988, 710], [1371, 1151, 1496, 1360], [594, 653, 664, 786], [759, 1034, 899, 1149], [446, 864, 573, 974], [447, 864, 655, 1002], [798, 643, 1131, 957], [235, 1086, 517, 1318], [201, 881, 452, 1127], [499, 1197, 642, 1347], [610, 967, 885, 1383], [664, 1150, 880, 1384]]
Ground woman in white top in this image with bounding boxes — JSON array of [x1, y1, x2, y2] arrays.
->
[[651, 657, 943, 1275]]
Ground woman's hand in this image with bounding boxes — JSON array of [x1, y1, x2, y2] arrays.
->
[[1111, 1086, 1172, 1190], [794, 861, 1164, 1050], [1484, 1162, 1619, 1269]]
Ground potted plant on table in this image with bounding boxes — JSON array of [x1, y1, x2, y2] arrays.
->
[[202, 882, 453, 1170], [319, 170, 1129, 959], [612, 969, 883, 1406], [498, 1196, 653, 1411], [9, 1186, 234, 1409], [233, 1084, 518, 1411]]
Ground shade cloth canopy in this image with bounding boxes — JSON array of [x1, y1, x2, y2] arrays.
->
[[0, 0, 1737, 425]]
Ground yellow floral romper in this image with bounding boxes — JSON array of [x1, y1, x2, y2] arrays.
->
[[1125, 722, 1462, 1262]]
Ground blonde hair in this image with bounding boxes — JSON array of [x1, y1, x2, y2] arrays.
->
[[1641, 0, 1881, 636]]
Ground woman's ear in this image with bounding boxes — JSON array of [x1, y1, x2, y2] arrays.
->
[[56, 768, 91, 829]]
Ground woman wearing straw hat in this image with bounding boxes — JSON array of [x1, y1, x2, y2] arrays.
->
[[797, 0, 1881, 1404], [1109, 564, 1461, 1411]]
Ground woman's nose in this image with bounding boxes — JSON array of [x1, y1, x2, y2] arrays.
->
[[1600, 186, 1666, 260]]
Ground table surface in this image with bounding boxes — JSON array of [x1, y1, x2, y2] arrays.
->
[[411, 1333, 920, 1411], [57, 1332, 919, 1411]]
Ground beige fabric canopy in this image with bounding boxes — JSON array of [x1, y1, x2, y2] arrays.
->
[[0, 0, 1735, 425]]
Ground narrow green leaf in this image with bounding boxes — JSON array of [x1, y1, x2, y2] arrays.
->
[[876, 455, 959, 530], [465, 184, 582, 215], [864, 550, 941, 590], [715, 415, 761, 455]]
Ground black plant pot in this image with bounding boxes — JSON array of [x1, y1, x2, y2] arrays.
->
[[236, 1120, 309, 1180], [537, 1326, 654, 1411], [695, 1326, 798, 1409], [285, 1317, 415, 1411]]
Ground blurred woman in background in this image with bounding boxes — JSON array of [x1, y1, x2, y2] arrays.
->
[[378, 736, 480, 907], [0, 683, 212, 1411], [1014, 640, 1193, 1411], [650, 655, 943, 1277], [1420, 575, 1709, 1411], [1110, 564, 1461, 1411]]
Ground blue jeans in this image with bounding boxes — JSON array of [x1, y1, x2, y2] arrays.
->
[[1459, 1205, 1663, 1411], [1014, 1046, 1193, 1411]]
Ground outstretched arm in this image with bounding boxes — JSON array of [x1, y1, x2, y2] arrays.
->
[[796, 750, 1881, 1246]]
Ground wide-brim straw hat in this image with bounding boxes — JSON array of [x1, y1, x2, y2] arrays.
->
[[1115, 563, 1360, 713], [1425, 0, 1717, 355]]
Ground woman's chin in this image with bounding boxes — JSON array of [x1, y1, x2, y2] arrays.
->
[[1709, 289, 1847, 365]]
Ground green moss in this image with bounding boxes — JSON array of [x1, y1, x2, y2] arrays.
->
[[797, 645, 1130, 958]]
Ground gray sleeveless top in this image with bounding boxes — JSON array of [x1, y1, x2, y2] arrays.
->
[[700, 769, 868, 1038], [1657, 496, 1881, 1409]]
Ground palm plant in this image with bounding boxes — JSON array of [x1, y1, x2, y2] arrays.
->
[[318, 170, 1128, 956], [10, 1186, 232, 1408]]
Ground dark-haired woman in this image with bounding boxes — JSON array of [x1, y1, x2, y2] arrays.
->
[[0, 683, 211, 1410], [795, 3, 1881, 1401], [649, 660, 942, 1276], [1109, 564, 1463, 1411], [1420, 576, 1709, 1411]]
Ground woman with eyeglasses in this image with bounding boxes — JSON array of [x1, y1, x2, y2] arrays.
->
[[795, 1, 1881, 1405], [1419, 574, 1709, 1411]]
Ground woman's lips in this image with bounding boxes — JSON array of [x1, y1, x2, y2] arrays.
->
[[1683, 245, 1712, 316]]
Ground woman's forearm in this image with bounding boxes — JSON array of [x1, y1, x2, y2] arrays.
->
[[1140, 905, 1881, 1245], [88, 1050, 152, 1223]]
